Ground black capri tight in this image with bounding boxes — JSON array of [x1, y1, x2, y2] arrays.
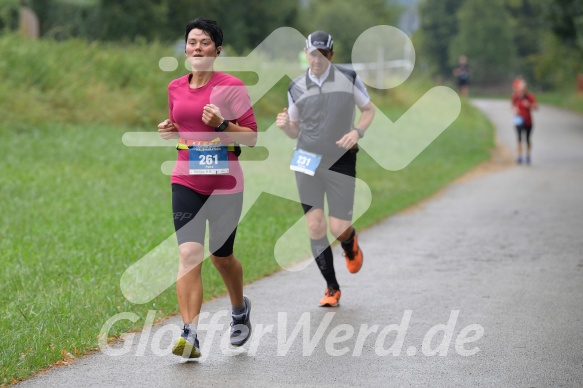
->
[[171, 183, 243, 257], [516, 124, 533, 145]]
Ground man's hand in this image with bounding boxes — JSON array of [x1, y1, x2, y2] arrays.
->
[[276, 108, 290, 130], [336, 129, 360, 150], [158, 119, 179, 140], [276, 107, 300, 139]]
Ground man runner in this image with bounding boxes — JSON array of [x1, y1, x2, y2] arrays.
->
[[276, 31, 375, 307]]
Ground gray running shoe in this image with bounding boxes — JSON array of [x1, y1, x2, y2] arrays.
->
[[172, 325, 201, 358], [230, 296, 252, 347]]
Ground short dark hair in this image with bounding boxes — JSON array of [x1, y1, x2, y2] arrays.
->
[[184, 18, 223, 47]]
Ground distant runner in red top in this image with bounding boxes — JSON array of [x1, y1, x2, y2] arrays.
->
[[511, 80, 538, 165], [512, 75, 523, 93]]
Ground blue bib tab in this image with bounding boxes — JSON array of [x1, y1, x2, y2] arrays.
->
[[189, 145, 229, 175], [290, 148, 322, 176]]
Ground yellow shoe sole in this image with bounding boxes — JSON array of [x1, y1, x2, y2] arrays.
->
[[172, 337, 201, 358]]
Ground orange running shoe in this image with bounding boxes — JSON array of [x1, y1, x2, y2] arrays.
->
[[343, 234, 363, 274], [319, 288, 341, 307]]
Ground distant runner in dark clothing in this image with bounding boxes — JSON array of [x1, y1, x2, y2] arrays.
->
[[453, 55, 471, 97]]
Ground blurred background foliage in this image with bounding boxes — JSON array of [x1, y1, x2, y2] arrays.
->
[[417, 0, 583, 89], [1, 0, 582, 91]]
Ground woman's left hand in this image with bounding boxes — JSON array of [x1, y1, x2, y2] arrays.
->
[[202, 104, 223, 128]]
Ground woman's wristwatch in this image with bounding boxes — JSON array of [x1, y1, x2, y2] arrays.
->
[[215, 119, 229, 132]]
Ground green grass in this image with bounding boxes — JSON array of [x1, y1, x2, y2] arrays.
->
[[535, 91, 583, 116], [458, 83, 583, 116], [0, 35, 494, 384]]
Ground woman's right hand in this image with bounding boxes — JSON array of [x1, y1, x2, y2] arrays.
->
[[158, 119, 179, 140]]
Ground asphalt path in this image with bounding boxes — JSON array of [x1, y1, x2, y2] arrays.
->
[[18, 99, 583, 387]]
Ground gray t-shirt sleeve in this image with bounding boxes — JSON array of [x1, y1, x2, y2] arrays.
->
[[354, 75, 371, 108], [287, 91, 299, 122]]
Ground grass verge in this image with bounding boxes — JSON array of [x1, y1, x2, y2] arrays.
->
[[535, 91, 583, 116]]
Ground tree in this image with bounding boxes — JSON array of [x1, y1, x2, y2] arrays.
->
[[415, 0, 581, 89], [99, 0, 169, 42], [532, 0, 583, 88], [0, 0, 19, 32], [28, 0, 50, 35], [298, 0, 401, 63], [416, 0, 465, 79], [450, 0, 516, 83], [544, 0, 583, 51], [25, 0, 100, 39], [165, 0, 300, 55], [505, 0, 546, 82]]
